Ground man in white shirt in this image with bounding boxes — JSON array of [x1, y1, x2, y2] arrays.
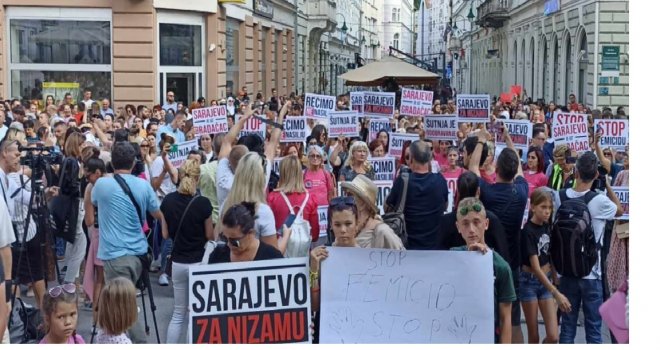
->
[[82, 89, 94, 110], [161, 91, 178, 113], [551, 151, 623, 344]]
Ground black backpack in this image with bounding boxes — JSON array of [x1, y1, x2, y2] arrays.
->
[[550, 190, 600, 278]]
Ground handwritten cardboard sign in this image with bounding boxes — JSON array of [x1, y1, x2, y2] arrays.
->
[[319, 248, 495, 343]]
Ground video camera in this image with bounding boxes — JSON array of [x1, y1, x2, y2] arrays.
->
[[18, 145, 62, 186]]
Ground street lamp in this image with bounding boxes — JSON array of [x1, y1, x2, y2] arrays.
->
[[336, 13, 348, 34]]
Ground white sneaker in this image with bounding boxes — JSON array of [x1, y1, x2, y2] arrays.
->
[[158, 273, 169, 286]]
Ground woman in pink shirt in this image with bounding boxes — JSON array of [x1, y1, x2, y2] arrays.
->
[[524, 147, 548, 197], [441, 147, 465, 208], [433, 140, 450, 167], [303, 145, 336, 206]]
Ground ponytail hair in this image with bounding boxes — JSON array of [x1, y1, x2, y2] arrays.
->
[[222, 201, 258, 235], [178, 158, 201, 196]]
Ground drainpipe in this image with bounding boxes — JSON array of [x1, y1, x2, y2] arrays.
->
[[592, 1, 600, 109]]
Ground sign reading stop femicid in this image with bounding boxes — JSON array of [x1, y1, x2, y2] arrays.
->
[[595, 119, 628, 150]]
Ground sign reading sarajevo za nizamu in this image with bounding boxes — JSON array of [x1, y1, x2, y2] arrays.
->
[[363, 92, 395, 119], [188, 258, 311, 344], [456, 94, 490, 123]]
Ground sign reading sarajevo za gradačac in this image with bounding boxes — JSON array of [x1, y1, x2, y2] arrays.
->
[[552, 111, 590, 152], [193, 105, 229, 136], [188, 257, 311, 344], [319, 248, 495, 344], [456, 94, 490, 123], [400, 88, 434, 116]]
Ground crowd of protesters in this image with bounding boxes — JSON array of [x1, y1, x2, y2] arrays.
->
[[0, 86, 629, 344]]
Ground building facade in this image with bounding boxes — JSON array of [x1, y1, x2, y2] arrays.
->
[[383, 0, 415, 56], [0, 0, 342, 108], [450, 0, 629, 110], [416, 0, 451, 60]]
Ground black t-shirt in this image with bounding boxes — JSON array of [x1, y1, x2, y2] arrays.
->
[[160, 192, 212, 264], [521, 221, 551, 268], [386, 171, 448, 250], [438, 210, 512, 266], [208, 241, 283, 264], [479, 176, 529, 269]]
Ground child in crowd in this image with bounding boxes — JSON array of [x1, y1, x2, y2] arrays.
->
[[95, 277, 138, 344], [40, 283, 85, 344]]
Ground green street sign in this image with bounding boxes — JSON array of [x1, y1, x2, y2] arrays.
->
[[602, 46, 620, 77]]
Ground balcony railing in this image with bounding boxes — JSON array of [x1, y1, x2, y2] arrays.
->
[[476, 0, 511, 29]]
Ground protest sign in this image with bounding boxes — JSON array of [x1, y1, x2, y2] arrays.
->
[[304, 93, 336, 119], [494, 119, 532, 149], [369, 157, 396, 182], [400, 88, 434, 116], [188, 258, 311, 344], [595, 119, 629, 150], [613, 186, 629, 220], [239, 116, 267, 139], [445, 176, 458, 197], [499, 92, 513, 104], [273, 157, 284, 176], [521, 198, 531, 229], [374, 180, 393, 215], [328, 111, 360, 138], [552, 112, 590, 152], [388, 133, 419, 158], [457, 94, 490, 123], [317, 205, 328, 238], [369, 119, 391, 142], [363, 92, 395, 119], [446, 190, 454, 214], [350, 92, 364, 114], [168, 140, 199, 168], [282, 117, 307, 142], [319, 248, 494, 344], [193, 105, 229, 135], [424, 115, 458, 141], [510, 85, 522, 97]]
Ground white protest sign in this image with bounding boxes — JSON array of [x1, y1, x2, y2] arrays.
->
[[319, 248, 495, 344], [304, 93, 336, 120], [328, 111, 360, 138], [595, 119, 629, 150], [400, 88, 434, 116], [613, 186, 629, 220], [495, 119, 532, 149], [457, 94, 490, 123], [369, 157, 396, 182], [388, 133, 419, 158], [552, 112, 590, 152], [273, 157, 284, 176], [282, 117, 307, 142], [424, 115, 458, 141], [188, 258, 311, 344], [374, 180, 393, 215], [363, 92, 396, 119], [446, 190, 454, 214], [192, 105, 229, 135], [520, 198, 531, 229], [369, 119, 391, 142], [350, 92, 364, 114], [168, 140, 199, 168], [317, 205, 328, 238], [239, 116, 267, 139]]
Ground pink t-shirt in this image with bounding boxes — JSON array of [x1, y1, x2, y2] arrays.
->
[[40, 334, 85, 344], [524, 170, 549, 197], [441, 166, 465, 194], [434, 151, 449, 167], [303, 169, 332, 207], [480, 169, 497, 184]]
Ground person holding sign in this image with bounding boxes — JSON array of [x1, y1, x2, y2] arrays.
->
[[451, 197, 516, 344], [339, 141, 375, 182], [340, 175, 403, 250], [209, 202, 284, 263]]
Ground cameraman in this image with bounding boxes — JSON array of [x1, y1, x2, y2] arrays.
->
[[91, 141, 167, 344]]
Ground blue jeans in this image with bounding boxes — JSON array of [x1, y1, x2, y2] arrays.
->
[[160, 238, 172, 273], [559, 277, 604, 344]]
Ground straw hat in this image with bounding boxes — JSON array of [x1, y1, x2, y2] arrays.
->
[[340, 174, 378, 215]]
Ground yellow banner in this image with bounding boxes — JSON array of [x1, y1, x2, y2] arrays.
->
[[42, 82, 80, 89]]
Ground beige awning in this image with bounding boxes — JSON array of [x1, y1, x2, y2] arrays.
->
[[339, 56, 439, 86]]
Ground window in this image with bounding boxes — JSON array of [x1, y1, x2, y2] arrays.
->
[[226, 19, 240, 97], [159, 23, 202, 66], [392, 8, 397, 22], [7, 7, 112, 105], [393, 33, 399, 50]]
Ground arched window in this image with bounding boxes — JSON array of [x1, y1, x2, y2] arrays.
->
[[393, 33, 399, 49], [564, 33, 572, 104]]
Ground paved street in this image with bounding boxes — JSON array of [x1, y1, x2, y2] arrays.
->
[[18, 272, 611, 344]]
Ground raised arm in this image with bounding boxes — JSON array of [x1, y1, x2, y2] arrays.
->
[[468, 128, 490, 176], [593, 133, 612, 174], [502, 123, 523, 177], [218, 107, 254, 160], [265, 101, 290, 161]]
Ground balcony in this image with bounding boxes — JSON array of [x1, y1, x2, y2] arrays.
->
[[476, 0, 510, 29], [307, 0, 338, 33]]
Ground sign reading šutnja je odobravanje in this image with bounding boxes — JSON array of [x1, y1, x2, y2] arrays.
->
[[424, 115, 458, 141], [328, 111, 360, 138], [189, 258, 311, 344]]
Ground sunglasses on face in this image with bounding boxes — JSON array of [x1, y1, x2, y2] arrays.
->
[[309, 154, 322, 159], [220, 233, 246, 248], [140, 144, 150, 148], [49, 283, 76, 298], [459, 203, 483, 216]]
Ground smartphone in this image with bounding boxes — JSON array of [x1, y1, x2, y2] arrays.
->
[[278, 214, 297, 235]]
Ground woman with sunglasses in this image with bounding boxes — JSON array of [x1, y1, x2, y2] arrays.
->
[[546, 145, 576, 191], [303, 145, 336, 207], [209, 202, 284, 263], [40, 283, 84, 344]]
